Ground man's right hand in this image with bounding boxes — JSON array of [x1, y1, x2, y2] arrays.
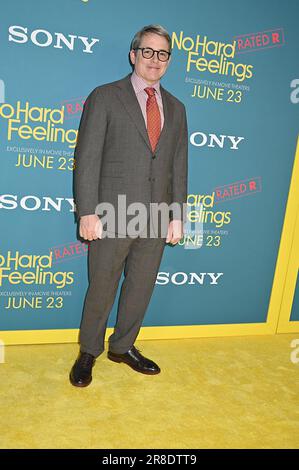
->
[[79, 214, 103, 241]]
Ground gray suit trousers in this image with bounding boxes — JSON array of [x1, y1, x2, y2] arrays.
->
[[79, 224, 166, 357]]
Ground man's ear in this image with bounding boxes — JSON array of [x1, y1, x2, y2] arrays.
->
[[129, 49, 136, 65]]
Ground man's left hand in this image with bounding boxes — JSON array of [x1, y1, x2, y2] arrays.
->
[[166, 219, 184, 245]]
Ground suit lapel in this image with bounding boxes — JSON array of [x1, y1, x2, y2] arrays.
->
[[115, 73, 171, 154], [155, 84, 170, 153]]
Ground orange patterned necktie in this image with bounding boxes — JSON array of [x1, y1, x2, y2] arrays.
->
[[144, 87, 161, 152]]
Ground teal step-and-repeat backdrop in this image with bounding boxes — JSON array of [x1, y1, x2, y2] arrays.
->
[[0, 0, 298, 333]]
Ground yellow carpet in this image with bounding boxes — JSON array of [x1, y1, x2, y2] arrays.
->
[[1, 334, 298, 449]]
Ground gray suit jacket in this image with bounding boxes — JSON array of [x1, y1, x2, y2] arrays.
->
[[73, 72, 188, 236]]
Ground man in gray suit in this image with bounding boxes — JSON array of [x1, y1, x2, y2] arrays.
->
[[70, 24, 188, 387]]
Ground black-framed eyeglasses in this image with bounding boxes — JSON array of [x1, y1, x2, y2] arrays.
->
[[134, 47, 171, 62]]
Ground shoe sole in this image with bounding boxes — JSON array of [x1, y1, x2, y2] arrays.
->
[[69, 373, 92, 387], [107, 354, 161, 375]]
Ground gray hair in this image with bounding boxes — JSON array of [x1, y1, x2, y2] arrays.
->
[[130, 24, 172, 52]]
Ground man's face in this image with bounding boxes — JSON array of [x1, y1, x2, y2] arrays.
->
[[130, 33, 171, 85]]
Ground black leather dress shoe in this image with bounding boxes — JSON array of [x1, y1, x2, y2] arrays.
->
[[107, 346, 161, 375], [69, 352, 96, 387]]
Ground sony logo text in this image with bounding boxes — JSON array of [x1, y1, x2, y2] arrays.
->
[[8, 25, 99, 54]]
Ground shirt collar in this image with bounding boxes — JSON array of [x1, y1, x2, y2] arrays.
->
[[131, 70, 161, 97]]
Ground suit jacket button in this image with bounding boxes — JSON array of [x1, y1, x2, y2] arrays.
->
[[152, 178, 155, 182], [148, 177, 151, 181], [152, 154, 156, 159]]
